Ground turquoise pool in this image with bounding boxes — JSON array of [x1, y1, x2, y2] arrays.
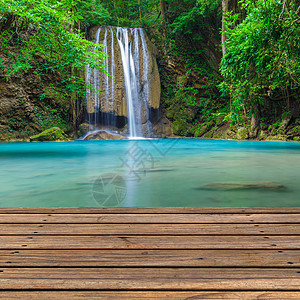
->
[[0, 139, 299, 207]]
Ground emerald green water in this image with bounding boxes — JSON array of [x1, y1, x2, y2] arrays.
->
[[0, 139, 299, 207]]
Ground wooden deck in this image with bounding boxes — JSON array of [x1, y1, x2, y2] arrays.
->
[[0, 207, 300, 299]]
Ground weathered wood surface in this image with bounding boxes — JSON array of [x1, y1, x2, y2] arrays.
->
[[0, 250, 299, 267], [0, 207, 299, 299], [0, 235, 299, 249], [1, 213, 300, 223], [1, 268, 300, 290], [1, 223, 300, 235], [1, 291, 300, 300]]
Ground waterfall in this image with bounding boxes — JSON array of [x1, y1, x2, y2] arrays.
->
[[117, 27, 138, 137], [85, 27, 101, 130], [139, 28, 153, 136], [86, 26, 156, 138], [110, 27, 115, 127]]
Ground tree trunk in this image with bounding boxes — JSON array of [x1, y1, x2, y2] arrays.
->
[[138, 0, 142, 19], [160, 0, 166, 27], [70, 66, 77, 137], [251, 104, 261, 138], [222, 0, 229, 56]]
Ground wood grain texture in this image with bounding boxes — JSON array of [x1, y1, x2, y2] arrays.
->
[[1, 213, 300, 223], [1, 291, 300, 299], [0, 249, 299, 267], [0, 268, 300, 290], [0, 235, 299, 249], [0, 207, 299, 297], [1, 223, 300, 235]]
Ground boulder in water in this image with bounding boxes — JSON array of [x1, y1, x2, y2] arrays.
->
[[197, 182, 286, 191], [30, 127, 69, 142], [84, 130, 124, 140]]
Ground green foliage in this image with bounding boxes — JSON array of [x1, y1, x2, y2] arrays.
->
[[1, 0, 298, 140], [221, 0, 300, 122], [171, 0, 221, 35], [0, 57, 5, 70], [34, 106, 70, 133], [0, 0, 105, 84], [77, 0, 112, 27], [175, 83, 199, 106]]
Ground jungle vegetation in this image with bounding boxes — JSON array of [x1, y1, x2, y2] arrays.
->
[[0, 0, 299, 138]]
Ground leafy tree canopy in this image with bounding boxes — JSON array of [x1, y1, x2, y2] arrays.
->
[[0, 0, 104, 79], [221, 0, 300, 122]]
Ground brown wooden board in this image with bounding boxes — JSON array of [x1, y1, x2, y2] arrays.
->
[[1, 291, 300, 299], [0, 249, 299, 267], [0, 223, 300, 235], [0, 208, 299, 296], [0, 268, 300, 290], [0, 235, 299, 249], [0, 236, 300, 250], [0, 213, 300, 223]]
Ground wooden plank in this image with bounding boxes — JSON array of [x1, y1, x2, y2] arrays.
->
[[1, 213, 300, 223], [0, 268, 300, 290], [0, 207, 300, 214], [1, 291, 300, 300], [0, 235, 299, 249], [0, 249, 299, 267], [1, 223, 299, 235]]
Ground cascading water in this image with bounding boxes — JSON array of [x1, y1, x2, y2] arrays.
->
[[117, 27, 138, 137], [86, 26, 158, 138]]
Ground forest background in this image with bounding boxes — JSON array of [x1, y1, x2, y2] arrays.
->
[[0, 0, 299, 141]]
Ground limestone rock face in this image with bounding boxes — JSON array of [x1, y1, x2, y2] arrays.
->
[[144, 33, 161, 110], [87, 26, 161, 120], [153, 116, 173, 138], [0, 48, 72, 141], [87, 27, 127, 117]]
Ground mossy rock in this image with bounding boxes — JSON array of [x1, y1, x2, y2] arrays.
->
[[225, 130, 236, 139], [287, 126, 300, 139], [194, 124, 209, 137], [30, 127, 69, 142], [236, 127, 249, 140], [280, 111, 292, 130], [194, 121, 214, 138], [202, 130, 213, 138], [258, 130, 268, 140], [78, 123, 90, 137], [249, 128, 259, 139], [172, 120, 188, 136], [216, 115, 225, 126], [266, 135, 286, 141], [212, 131, 223, 139], [293, 136, 300, 142]]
